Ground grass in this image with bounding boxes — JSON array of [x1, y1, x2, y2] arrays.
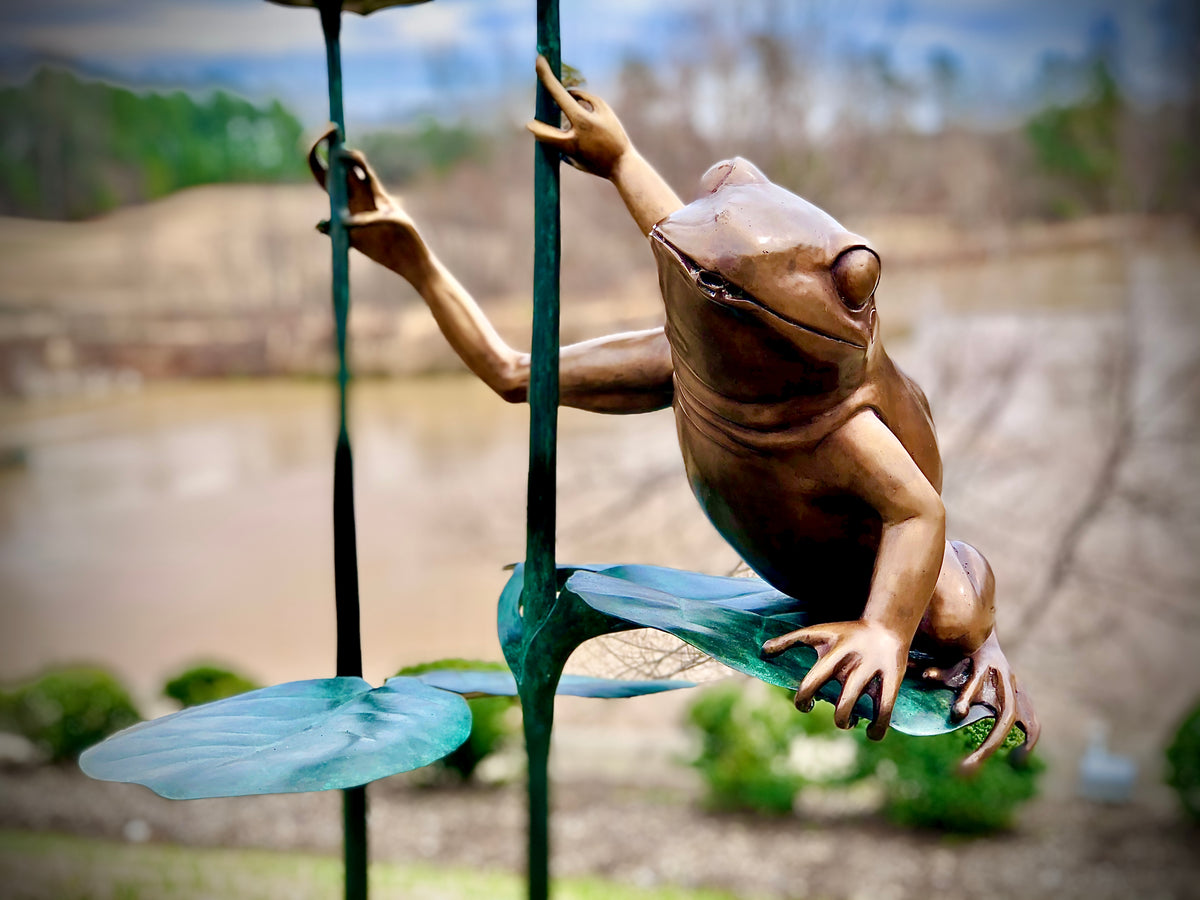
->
[[0, 830, 748, 900]]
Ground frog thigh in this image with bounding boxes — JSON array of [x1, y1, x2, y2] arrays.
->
[[921, 540, 996, 656]]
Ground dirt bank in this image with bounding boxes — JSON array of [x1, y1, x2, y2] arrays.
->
[[0, 178, 1170, 395]]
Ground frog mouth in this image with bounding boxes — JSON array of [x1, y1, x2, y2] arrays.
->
[[651, 229, 868, 350]]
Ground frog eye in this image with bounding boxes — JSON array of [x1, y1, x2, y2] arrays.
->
[[696, 269, 744, 300], [831, 247, 880, 310]]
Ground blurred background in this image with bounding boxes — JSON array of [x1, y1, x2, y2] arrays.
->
[[0, 1, 1197, 898]]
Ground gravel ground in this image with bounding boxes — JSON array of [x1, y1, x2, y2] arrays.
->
[[1, 764, 1196, 900]]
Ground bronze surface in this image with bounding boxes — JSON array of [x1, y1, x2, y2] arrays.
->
[[308, 58, 1039, 771]]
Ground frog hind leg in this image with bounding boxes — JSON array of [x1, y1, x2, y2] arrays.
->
[[919, 540, 996, 658], [919, 540, 1041, 772]]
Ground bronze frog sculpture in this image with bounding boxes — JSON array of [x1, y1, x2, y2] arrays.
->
[[310, 58, 1039, 770]]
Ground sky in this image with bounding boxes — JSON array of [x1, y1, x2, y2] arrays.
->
[[0, 0, 1192, 127]]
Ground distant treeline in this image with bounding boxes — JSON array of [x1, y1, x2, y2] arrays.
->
[[609, 42, 1198, 224], [0, 67, 306, 220], [0, 66, 497, 222], [3, 40, 1196, 227]]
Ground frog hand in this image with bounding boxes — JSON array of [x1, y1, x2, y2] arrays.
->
[[308, 125, 397, 217], [525, 55, 631, 179], [339, 207, 432, 286], [308, 127, 428, 282], [763, 620, 906, 741], [923, 631, 1041, 774]]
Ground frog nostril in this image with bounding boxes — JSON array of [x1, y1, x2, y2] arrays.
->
[[832, 247, 880, 310]]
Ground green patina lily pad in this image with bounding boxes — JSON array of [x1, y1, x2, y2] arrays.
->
[[412, 668, 694, 698], [498, 563, 989, 736], [79, 677, 472, 799]]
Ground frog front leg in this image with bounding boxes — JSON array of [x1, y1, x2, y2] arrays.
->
[[308, 130, 675, 413], [762, 409, 945, 741], [525, 56, 684, 236]]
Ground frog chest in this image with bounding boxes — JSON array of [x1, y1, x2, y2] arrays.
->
[[673, 413, 880, 604]]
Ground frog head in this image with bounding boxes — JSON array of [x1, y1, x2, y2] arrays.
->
[[651, 158, 880, 402]]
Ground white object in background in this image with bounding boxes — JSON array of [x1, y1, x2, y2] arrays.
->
[[1077, 722, 1137, 804]]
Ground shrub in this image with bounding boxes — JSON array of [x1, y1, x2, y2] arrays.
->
[[395, 659, 517, 783], [0, 687, 14, 730], [163, 664, 259, 709], [862, 719, 1043, 833], [684, 678, 1042, 831], [685, 679, 867, 814], [4, 666, 140, 762], [1165, 697, 1200, 824]]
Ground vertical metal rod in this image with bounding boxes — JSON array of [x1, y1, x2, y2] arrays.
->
[[524, 2, 561, 899], [527, 2, 562, 624], [318, 3, 367, 899], [521, 681, 556, 900]]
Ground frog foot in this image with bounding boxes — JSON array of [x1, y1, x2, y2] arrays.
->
[[763, 620, 906, 741], [922, 630, 1040, 774]]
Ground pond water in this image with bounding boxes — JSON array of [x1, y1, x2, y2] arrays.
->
[[0, 378, 666, 700]]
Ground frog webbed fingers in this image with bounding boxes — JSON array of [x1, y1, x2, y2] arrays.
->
[[532, 54, 590, 122], [526, 55, 631, 178], [307, 127, 396, 215], [958, 678, 1018, 774], [926, 632, 1041, 773], [307, 124, 335, 190], [525, 57, 581, 154], [764, 620, 906, 741], [340, 148, 394, 215], [308, 129, 424, 277], [525, 128, 594, 176], [334, 209, 429, 284], [525, 118, 578, 156]]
